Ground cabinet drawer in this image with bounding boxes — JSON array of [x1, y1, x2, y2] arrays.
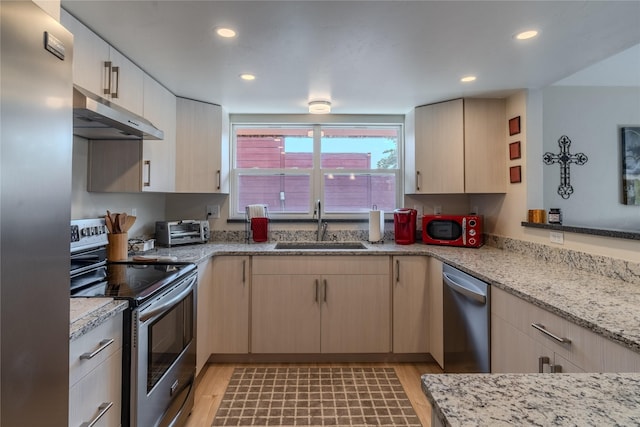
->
[[70, 315, 123, 387], [253, 255, 389, 275], [492, 287, 602, 372], [69, 349, 122, 427]]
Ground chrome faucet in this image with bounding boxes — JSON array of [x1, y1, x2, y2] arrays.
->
[[314, 199, 327, 241]]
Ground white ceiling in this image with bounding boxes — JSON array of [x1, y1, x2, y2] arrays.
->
[[61, 1, 640, 115]]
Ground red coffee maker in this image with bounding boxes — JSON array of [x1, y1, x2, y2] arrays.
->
[[394, 208, 417, 244]]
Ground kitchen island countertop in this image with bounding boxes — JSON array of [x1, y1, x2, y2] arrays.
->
[[421, 372, 640, 426]]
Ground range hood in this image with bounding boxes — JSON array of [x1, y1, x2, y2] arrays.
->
[[72, 85, 164, 140]]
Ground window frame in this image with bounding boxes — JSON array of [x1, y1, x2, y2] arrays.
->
[[230, 114, 404, 220]]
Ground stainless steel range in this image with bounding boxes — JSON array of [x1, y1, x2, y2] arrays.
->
[[70, 218, 197, 427]]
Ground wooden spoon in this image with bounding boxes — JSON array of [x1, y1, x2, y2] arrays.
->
[[122, 215, 136, 233], [106, 210, 114, 233], [118, 213, 127, 234]]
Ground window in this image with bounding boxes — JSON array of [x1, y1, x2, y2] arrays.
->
[[231, 118, 402, 219]]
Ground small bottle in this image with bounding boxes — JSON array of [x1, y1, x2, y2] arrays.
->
[[548, 208, 562, 225]]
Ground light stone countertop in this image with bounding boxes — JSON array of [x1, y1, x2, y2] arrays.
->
[[70, 298, 127, 341], [421, 373, 640, 427]]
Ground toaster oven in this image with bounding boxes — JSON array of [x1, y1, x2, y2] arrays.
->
[[155, 220, 210, 247]]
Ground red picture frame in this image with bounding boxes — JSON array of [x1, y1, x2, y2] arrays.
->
[[510, 165, 522, 183], [509, 116, 521, 136], [509, 141, 521, 160]]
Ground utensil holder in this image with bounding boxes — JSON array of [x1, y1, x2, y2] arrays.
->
[[108, 233, 129, 261]]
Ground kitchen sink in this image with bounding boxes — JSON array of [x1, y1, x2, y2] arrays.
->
[[274, 241, 368, 250]]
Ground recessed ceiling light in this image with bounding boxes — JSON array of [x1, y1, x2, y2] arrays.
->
[[515, 30, 539, 40], [460, 75, 476, 83], [240, 73, 256, 81], [215, 27, 237, 38], [308, 100, 331, 114]]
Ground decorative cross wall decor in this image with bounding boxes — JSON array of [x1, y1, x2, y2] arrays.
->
[[543, 135, 588, 199]]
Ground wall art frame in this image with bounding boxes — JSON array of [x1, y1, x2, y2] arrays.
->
[[510, 165, 522, 183], [509, 116, 521, 136], [509, 141, 521, 160], [622, 126, 640, 205]]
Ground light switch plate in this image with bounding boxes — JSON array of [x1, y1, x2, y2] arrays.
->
[[550, 231, 564, 244]]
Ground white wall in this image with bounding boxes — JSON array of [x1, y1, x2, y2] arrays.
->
[[542, 86, 640, 230]]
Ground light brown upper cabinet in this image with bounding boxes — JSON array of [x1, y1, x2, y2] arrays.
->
[[406, 98, 506, 194], [175, 97, 229, 193]]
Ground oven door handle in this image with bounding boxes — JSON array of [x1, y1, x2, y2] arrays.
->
[[139, 281, 193, 323]]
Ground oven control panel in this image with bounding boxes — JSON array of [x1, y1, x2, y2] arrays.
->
[[71, 218, 108, 252]]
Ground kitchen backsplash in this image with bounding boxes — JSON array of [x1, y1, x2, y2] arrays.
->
[[485, 234, 640, 286]]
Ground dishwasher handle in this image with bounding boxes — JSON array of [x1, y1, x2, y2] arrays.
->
[[443, 272, 486, 304]]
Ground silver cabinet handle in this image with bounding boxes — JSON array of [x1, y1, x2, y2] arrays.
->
[[315, 279, 319, 302], [538, 356, 549, 373], [531, 323, 572, 345], [242, 260, 246, 284], [416, 171, 421, 191], [103, 61, 112, 95], [79, 338, 114, 360], [143, 160, 151, 187], [216, 170, 221, 190], [323, 279, 327, 302], [80, 401, 113, 427], [395, 259, 400, 283], [111, 66, 120, 98]]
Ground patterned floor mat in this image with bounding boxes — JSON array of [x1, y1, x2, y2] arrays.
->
[[212, 366, 422, 426]]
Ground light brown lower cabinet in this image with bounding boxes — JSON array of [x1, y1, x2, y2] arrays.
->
[[491, 286, 639, 373], [392, 256, 429, 353], [69, 314, 123, 427], [251, 256, 391, 354], [210, 256, 250, 355]]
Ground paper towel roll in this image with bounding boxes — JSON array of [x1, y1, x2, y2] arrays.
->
[[368, 210, 384, 242]]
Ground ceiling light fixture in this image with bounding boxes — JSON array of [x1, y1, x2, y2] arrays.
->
[[460, 75, 477, 83], [515, 30, 539, 40], [240, 73, 256, 81], [215, 27, 237, 38], [308, 100, 331, 114]]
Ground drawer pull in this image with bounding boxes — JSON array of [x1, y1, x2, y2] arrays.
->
[[531, 323, 571, 345], [80, 401, 113, 427], [79, 338, 115, 360]]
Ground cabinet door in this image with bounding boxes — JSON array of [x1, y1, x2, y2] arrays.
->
[[252, 274, 321, 353], [88, 139, 143, 192], [414, 99, 464, 193], [143, 75, 176, 192], [69, 349, 122, 427], [321, 274, 391, 353], [428, 257, 444, 368], [601, 339, 640, 372], [211, 256, 250, 354], [393, 256, 428, 353], [196, 258, 213, 376], [107, 47, 144, 115], [175, 97, 226, 193], [464, 98, 506, 193], [60, 10, 110, 95], [492, 313, 545, 373]]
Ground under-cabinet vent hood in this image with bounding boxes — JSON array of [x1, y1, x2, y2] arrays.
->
[[72, 85, 164, 140]]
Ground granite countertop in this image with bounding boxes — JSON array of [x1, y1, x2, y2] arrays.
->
[[70, 298, 127, 341], [145, 241, 640, 354], [422, 373, 640, 427]]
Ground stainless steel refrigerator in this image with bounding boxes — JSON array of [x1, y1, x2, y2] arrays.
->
[[1, 2, 73, 426]]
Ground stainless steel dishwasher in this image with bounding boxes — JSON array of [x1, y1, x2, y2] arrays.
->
[[442, 263, 490, 373]]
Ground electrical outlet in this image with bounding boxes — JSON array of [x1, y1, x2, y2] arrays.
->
[[434, 205, 442, 215], [471, 206, 479, 215], [206, 205, 220, 219], [131, 208, 137, 216], [550, 231, 564, 244]]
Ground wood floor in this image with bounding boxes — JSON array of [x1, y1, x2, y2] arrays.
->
[[184, 362, 442, 427]]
